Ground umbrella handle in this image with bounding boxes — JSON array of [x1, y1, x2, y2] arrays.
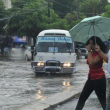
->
[[93, 24, 96, 44]]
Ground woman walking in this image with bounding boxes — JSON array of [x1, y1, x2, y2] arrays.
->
[[75, 36, 108, 110]]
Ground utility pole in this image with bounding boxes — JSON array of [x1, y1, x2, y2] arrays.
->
[[77, 0, 79, 19], [48, 0, 50, 17]]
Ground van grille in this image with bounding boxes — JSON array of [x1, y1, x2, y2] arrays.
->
[[46, 61, 60, 66]]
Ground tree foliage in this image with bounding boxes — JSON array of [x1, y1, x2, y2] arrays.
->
[[6, 0, 69, 39], [65, 11, 86, 29], [0, 0, 109, 39], [103, 4, 110, 17], [52, 0, 73, 18], [0, 0, 6, 34], [79, 0, 108, 17]]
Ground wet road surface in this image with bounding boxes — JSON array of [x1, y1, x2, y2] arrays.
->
[[52, 91, 102, 110], [0, 56, 107, 110]]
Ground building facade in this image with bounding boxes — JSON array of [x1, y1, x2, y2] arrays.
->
[[3, 0, 11, 9]]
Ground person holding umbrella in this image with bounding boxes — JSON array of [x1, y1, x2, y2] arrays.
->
[[93, 38, 110, 110], [96, 41, 110, 110], [75, 36, 108, 110]]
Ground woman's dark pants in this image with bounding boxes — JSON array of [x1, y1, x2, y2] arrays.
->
[[75, 77, 106, 110]]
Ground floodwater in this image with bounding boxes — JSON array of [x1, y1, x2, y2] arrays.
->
[[0, 56, 107, 110]]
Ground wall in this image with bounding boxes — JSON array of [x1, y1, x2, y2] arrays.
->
[[3, 0, 11, 9]]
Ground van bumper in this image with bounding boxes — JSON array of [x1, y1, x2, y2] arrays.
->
[[32, 66, 76, 74]]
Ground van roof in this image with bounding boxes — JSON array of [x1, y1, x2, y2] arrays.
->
[[38, 29, 71, 37]]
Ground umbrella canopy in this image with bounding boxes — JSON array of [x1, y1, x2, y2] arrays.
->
[[69, 16, 110, 43], [13, 36, 27, 44]]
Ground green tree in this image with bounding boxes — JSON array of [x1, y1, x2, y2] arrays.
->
[[79, 0, 107, 17], [71, 0, 83, 19], [65, 11, 86, 29], [103, 4, 110, 17], [52, 0, 73, 18], [6, 0, 69, 39], [0, 0, 6, 34]]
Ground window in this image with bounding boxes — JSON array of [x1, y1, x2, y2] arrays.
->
[[35, 36, 73, 53]]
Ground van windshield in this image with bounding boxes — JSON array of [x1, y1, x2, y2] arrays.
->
[[35, 36, 74, 53]]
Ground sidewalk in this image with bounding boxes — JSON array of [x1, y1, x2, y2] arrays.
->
[[51, 91, 102, 110], [10, 59, 107, 110]]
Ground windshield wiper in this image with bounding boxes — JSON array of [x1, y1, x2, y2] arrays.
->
[[64, 37, 71, 54]]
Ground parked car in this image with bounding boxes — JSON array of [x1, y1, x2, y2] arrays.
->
[[80, 48, 88, 59], [75, 42, 88, 59], [24, 46, 31, 61]]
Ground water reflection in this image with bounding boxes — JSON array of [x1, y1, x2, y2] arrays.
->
[[36, 90, 46, 100], [38, 82, 43, 88], [36, 82, 46, 100], [62, 81, 73, 91], [62, 81, 70, 87]]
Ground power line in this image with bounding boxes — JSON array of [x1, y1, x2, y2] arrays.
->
[[0, 8, 100, 21], [11, 1, 32, 7], [0, 8, 44, 21], [0, 15, 13, 21], [55, 10, 100, 16], [52, 0, 72, 10], [0, 1, 101, 21], [11, 1, 48, 8]]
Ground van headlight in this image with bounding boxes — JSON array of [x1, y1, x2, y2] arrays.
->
[[37, 62, 44, 66], [63, 63, 71, 67]]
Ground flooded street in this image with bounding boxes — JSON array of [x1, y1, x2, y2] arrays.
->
[[0, 58, 107, 110]]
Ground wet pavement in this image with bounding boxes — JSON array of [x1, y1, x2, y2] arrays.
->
[[50, 62, 107, 110], [0, 57, 87, 110], [52, 91, 102, 110], [0, 55, 107, 110]]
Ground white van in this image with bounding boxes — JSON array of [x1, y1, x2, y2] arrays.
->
[[31, 29, 77, 74]]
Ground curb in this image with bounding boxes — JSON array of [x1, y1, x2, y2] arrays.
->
[[10, 85, 83, 110], [46, 93, 81, 110]]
